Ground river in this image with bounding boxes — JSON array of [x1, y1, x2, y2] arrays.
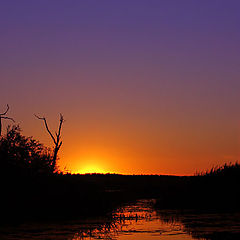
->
[[1, 199, 240, 240]]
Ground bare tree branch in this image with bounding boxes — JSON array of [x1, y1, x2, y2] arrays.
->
[[0, 104, 9, 116], [1, 116, 15, 122], [34, 114, 57, 145], [0, 104, 14, 136], [57, 113, 64, 138], [35, 113, 64, 172]]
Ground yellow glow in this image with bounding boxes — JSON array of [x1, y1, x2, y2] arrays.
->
[[77, 164, 107, 174]]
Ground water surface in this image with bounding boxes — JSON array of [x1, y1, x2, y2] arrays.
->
[[1, 200, 240, 240]]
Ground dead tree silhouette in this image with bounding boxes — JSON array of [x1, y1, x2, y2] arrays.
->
[[0, 104, 15, 136], [35, 113, 64, 172]]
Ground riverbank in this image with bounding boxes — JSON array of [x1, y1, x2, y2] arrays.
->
[[1, 173, 178, 222], [155, 162, 240, 211], [2, 163, 240, 223]]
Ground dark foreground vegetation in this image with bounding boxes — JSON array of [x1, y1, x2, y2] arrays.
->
[[1, 125, 240, 224], [155, 162, 240, 211], [0, 126, 129, 222]]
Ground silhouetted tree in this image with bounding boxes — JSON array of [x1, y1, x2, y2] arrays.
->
[[0, 104, 15, 136], [0, 125, 53, 176], [35, 113, 64, 172]]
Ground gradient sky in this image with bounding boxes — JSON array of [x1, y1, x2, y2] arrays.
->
[[1, 0, 240, 175]]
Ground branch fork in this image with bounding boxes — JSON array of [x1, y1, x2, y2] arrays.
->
[[35, 113, 64, 172], [0, 104, 15, 136]]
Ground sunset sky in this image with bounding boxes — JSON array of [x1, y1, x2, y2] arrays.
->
[[1, 0, 240, 175]]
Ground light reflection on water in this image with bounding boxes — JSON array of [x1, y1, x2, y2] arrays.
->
[[1, 200, 240, 240], [72, 200, 194, 240]]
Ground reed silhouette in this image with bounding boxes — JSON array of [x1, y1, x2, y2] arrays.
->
[[154, 162, 240, 211]]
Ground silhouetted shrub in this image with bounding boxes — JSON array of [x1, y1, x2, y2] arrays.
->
[[0, 125, 55, 176]]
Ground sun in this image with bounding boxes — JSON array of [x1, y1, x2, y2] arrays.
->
[[78, 164, 107, 174], [72, 155, 112, 174]]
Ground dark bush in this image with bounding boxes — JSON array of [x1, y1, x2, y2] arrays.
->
[[0, 125, 55, 176]]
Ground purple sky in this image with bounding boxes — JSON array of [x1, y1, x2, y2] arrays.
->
[[1, 0, 240, 174]]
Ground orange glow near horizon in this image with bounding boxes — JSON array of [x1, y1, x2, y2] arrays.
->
[[75, 163, 108, 174], [65, 155, 114, 174], [21, 118, 240, 176]]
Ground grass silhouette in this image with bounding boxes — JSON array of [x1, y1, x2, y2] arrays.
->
[[155, 162, 240, 210]]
